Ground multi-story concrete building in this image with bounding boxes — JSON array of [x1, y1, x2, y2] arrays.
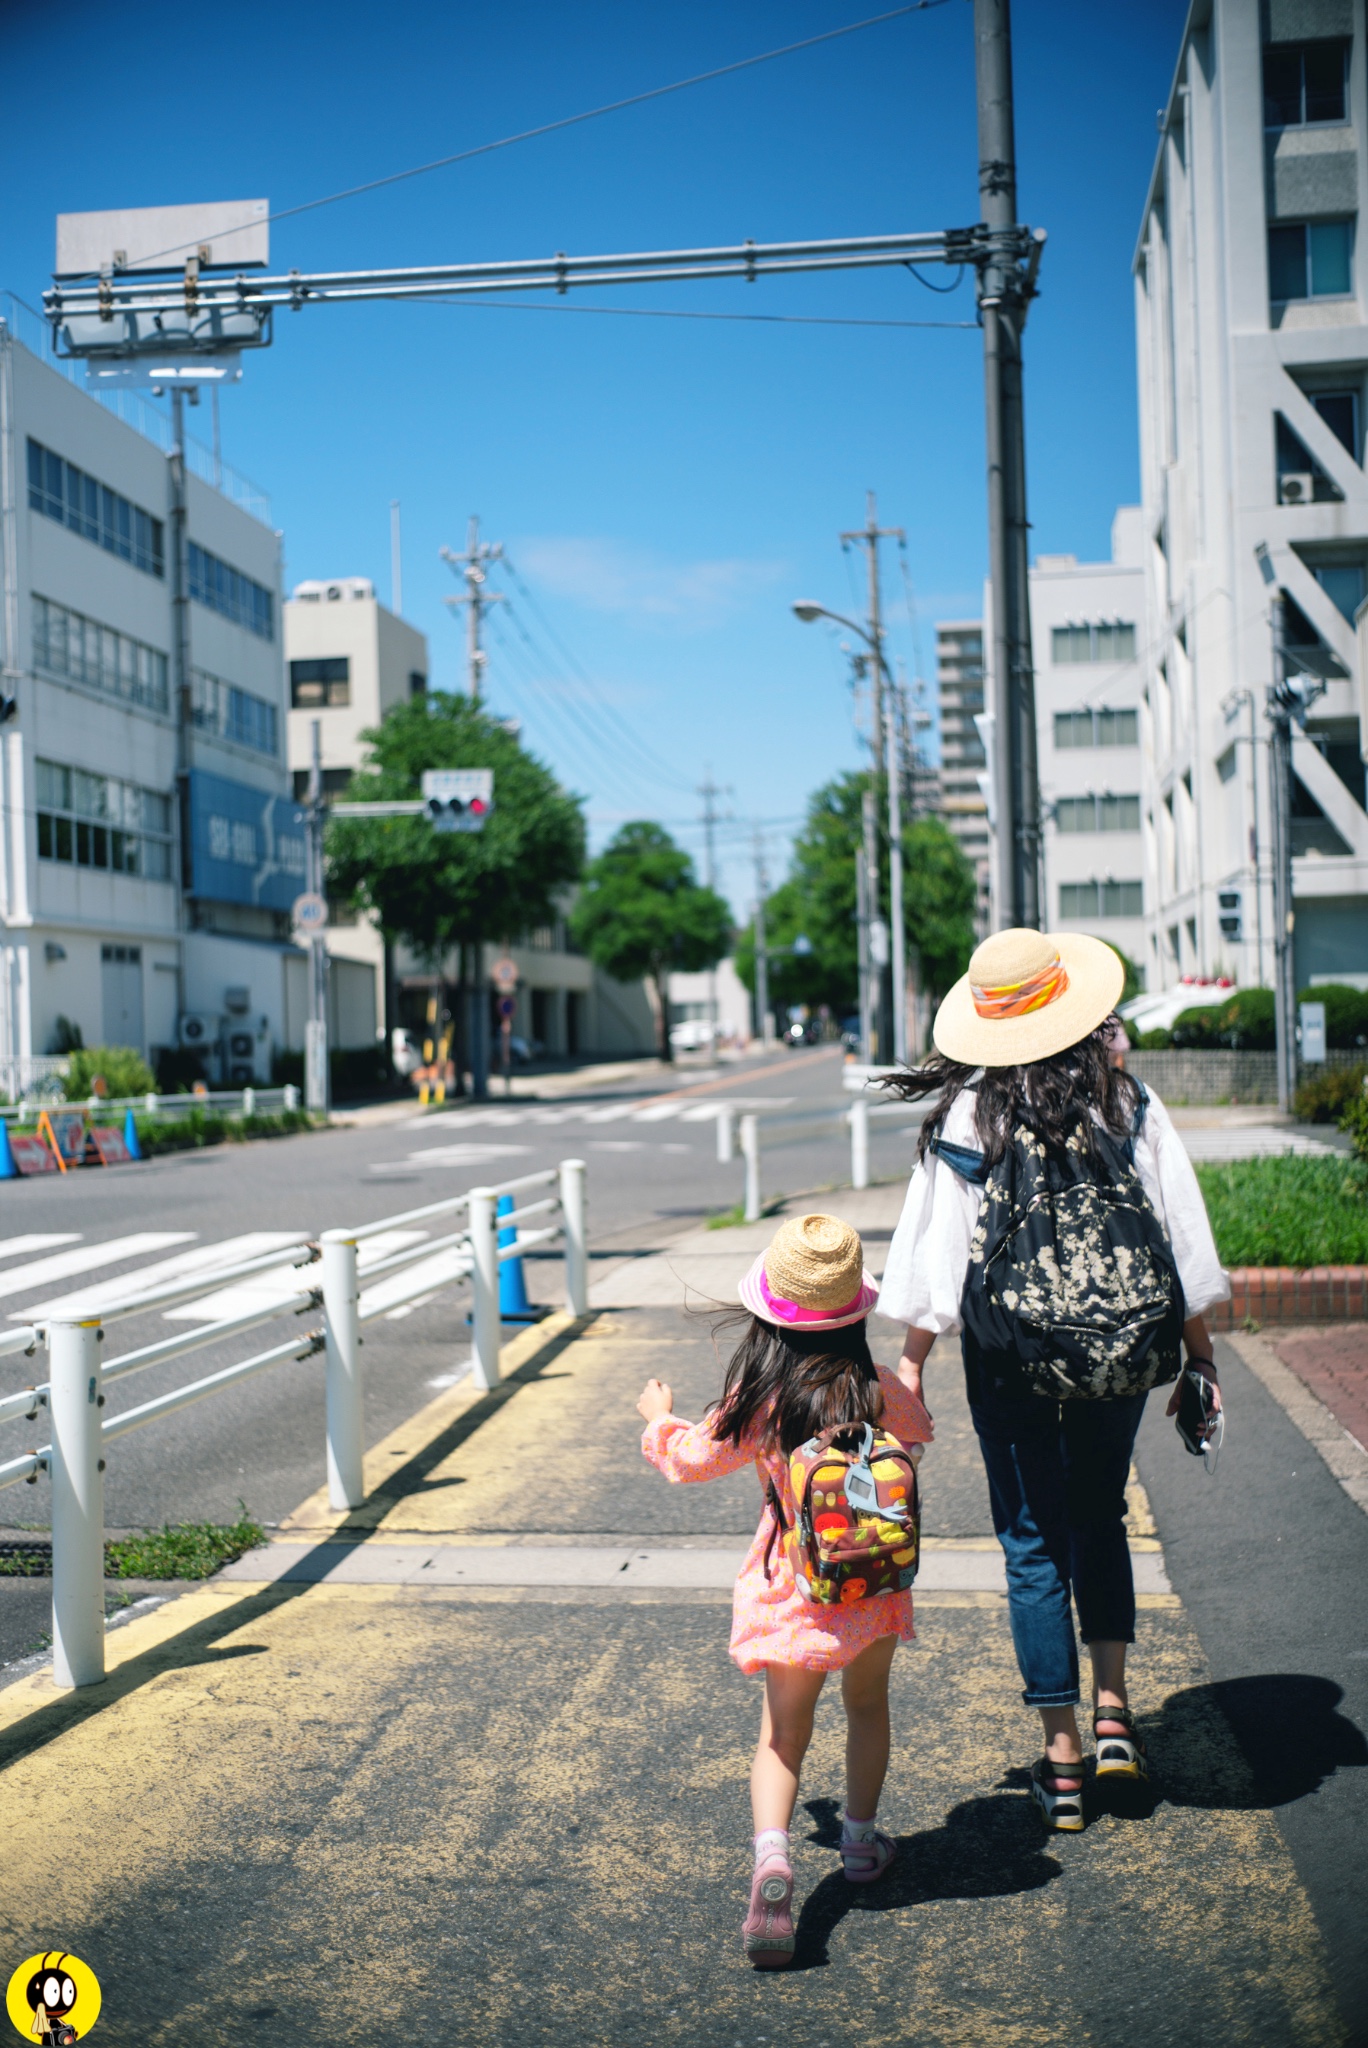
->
[[284, 579, 654, 1062], [0, 307, 375, 1090], [1031, 509, 1148, 972], [935, 620, 992, 932], [1134, 0, 1368, 995]]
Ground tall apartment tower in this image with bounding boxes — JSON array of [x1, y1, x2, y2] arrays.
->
[[1135, 0, 1368, 995], [1031, 509, 1148, 974], [935, 621, 992, 933]]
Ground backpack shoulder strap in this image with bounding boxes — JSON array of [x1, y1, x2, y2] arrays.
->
[[1127, 1079, 1150, 1156], [929, 1135, 990, 1185]]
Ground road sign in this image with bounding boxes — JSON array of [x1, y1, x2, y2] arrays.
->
[[1299, 1000, 1327, 1064], [292, 892, 328, 933], [421, 768, 494, 833], [497, 994, 517, 1020], [491, 956, 519, 992]]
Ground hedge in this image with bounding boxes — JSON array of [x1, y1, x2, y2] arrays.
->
[[1144, 983, 1368, 1052], [1194, 1154, 1368, 1267], [134, 1108, 316, 1156]]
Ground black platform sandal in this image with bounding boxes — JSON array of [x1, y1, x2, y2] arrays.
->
[[1093, 1703, 1147, 1780], [1030, 1754, 1085, 1832]]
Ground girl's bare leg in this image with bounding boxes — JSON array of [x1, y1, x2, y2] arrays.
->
[[751, 1664, 827, 1834], [840, 1633, 899, 1818]]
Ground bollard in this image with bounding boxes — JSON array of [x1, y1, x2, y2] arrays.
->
[[850, 1097, 870, 1191], [0, 1119, 17, 1180], [145, 1091, 158, 1115], [560, 1157, 589, 1316], [283, 1083, 300, 1112], [243, 1086, 256, 1118], [716, 1104, 736, 1164], [468, 1188, 500, 1391], [740, 1114, 761, 1223], [123, 1106, 142, 1160], [320, 1233, 364, 1510], [48, 1317, 105, 1689], [497, 1193, 540, 1322]]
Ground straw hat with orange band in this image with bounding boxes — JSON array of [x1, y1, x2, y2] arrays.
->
[[931, 928, 1125, 1069]]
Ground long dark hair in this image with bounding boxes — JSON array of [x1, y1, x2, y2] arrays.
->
[[884, 1014, 1141, 1167], [709, 1313, 882, 1457]]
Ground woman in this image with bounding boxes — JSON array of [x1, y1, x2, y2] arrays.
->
[[878, 927, 1228, 1830]]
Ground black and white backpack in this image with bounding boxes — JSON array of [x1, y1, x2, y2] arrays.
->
[[934, 1084, 1186, 1400]]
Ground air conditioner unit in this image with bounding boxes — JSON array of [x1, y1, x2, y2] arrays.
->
[[178, 1012, 220, 1048], [1279, 472, 1314, 506]]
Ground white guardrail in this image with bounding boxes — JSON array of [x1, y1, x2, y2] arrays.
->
[[714, 1094, 927, 1220], [0, 1085, 302, 1125], [0, 1156, 587, 1691]]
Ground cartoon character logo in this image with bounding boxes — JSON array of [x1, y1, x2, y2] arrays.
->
[[5, 1953, 101, 2045]]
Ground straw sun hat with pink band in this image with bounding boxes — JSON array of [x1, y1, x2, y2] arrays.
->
[[739, 1213, 879, 1333], [932, 927, 1125, 1069]]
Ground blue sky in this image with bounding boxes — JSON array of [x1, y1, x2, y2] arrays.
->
[[1, 0, 1186, 913]]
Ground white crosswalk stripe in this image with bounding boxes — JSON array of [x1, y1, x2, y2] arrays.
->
[[0, 1233, 195, 1312], [1178, 1126, 1339, 1160], [166, 1230, 430, 1325], [24, 1233, 302, 1321], [0, 1234, 82, 1264]]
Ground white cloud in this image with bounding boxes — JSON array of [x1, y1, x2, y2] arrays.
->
[[515, 536, 789, 627]]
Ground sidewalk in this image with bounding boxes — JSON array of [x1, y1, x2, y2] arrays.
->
[[0, 1190, 1351, 2044]]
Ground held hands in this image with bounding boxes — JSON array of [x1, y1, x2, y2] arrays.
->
[[636, 1378, 674, 1423]]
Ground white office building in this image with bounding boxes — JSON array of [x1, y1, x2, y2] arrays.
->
[[1134, 0, 1368, 994], [1031, 509, 1148, 971], [935, 621, 992, 934]]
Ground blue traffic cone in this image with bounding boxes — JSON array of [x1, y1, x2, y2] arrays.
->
[[124, 1106, 142, 1160], [497, 1192, 544, 1323], [0, 1119, 17, 1179]]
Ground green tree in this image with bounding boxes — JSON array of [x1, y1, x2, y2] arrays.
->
[[324, 695, 586, 958], [570, 822, 731, 1061]]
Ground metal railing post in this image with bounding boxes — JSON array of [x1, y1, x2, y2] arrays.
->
[[468, 1188, 500, 1391], [48, 1317, 105, 1689], [850, 1097, 870, 1191], [320, 1232, 364, 1510], [560, 1156, 589, 1316], [740, 1114, 761, 1222], [145, 1091, 158, 1115], [243, 1086, 255, 1118], [716, 1105, 736, 1163]]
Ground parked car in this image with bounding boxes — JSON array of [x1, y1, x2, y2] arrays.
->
[[391, 1027, 423, 1078], [669, 1019, 720, 1051]]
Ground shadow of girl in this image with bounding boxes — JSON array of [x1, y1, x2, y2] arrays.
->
[[791, 1791, 1061, 1970]]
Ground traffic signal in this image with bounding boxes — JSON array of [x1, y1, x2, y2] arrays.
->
[[421, 769, 494, 833]]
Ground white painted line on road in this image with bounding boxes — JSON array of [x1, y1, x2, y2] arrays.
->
[[398, 1143, 532, 1168], [631, 1103, 686, 1123], [27, 1232, 302, 1321], [0, 1234, 81, 1264], [359, 1248, 468, 1320], [162, 1230, 430, 1325], [1, 1233, 196, 1311], [1179, 1127, 1338, 1160], [577, 1103, 637, 1124], [589, 1141, 647, 1152]]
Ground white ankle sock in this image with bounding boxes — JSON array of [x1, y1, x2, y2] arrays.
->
[[842, 1812, 878, 1843], [754, 1828, 789, 1864]]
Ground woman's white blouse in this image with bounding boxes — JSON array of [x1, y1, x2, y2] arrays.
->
[[876, 1085, 1231, 1335]]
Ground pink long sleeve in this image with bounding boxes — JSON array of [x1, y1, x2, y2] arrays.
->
[[641, 1411, 757, 1483]]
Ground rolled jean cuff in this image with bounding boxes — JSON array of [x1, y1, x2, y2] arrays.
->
[[1021, 1685, 1081, 1708], [1077, 1624, 1136, 1648]]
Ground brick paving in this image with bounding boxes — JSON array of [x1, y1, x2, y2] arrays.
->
[[1273, 1322, 1368, 1453]]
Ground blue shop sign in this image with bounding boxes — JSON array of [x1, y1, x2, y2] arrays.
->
[[187, 769, 307, 911]]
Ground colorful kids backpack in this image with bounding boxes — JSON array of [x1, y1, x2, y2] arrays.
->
[[765, 1422, 921, 1606]]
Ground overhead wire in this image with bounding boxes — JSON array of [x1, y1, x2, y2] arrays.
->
[[413, 298, 977, 332]]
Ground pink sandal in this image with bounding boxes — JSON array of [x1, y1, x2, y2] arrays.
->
[[840, 1828, 897, 1884], [742, 1852, 795, 1968]]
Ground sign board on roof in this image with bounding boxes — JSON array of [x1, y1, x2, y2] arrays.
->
[[56, 201, 270, 278]]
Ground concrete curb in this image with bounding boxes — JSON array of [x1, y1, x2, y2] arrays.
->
[[1224, 1327, 1368, 1516]]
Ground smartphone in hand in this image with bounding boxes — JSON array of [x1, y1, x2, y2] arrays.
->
[[1175, 1368, 1217, 1456]]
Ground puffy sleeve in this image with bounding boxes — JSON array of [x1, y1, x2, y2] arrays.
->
[[875, 1363, 934, 1448], [1134, 1089, 1231, 1317], [876, 1096, 985, 1334], [642, 1412, 757, 1483]]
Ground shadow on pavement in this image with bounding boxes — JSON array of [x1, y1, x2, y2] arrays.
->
[[1151, 1674, 1368, 1809], [790, 1791, 1062, 1969]]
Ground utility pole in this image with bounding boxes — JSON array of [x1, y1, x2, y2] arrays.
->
[[841, 493, 904, 776], [974, 0, 1043, 929], [304, 718, 330, 1114], [390, 500, 403, 615], [1266, 590, 1326, 1115], [884, 698, 909, 1066], [440, 515, 505, 700], [752, 828, 772, 1047], [699, 767, 731, 1046], [860, 787, 880, 1063], [168, 387, 193, 1038]]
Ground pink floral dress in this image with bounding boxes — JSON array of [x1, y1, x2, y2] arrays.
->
[[641, 1364, 934, 1674]]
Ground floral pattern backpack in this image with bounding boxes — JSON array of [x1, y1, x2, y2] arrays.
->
[[765, 1422, 921, 1606]]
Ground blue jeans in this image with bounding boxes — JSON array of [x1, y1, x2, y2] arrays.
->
[[967, 1376, 1148, 1707]]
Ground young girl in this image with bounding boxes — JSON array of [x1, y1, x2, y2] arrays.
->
[[636, 1211, 933, 1968]]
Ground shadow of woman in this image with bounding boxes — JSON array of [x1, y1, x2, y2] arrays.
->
[[1143, 1674, 1368, 1811], [789, 1791, 1061, 1971]]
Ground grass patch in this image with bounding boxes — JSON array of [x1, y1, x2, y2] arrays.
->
[[706, 1198, 786, 1229], [104, 1509, 267, 1581], [1194, 1154, 1368, 1268], [134, 1108, 316, 1157]]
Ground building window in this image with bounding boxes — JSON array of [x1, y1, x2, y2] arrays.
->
[[289, 657, 350, 708], [1053, 708, 1139, 748], [1311, 390, 1360, 459], [1313, 561, 1367, 620], [291, 767, 353, 801], [1217, 745, 1238, 784], [1050, 622, 1137, 665], [1263, 40, 1348, 128], [35, 758, 174, 881], [187, 542, 274, 640], [190, 670, 279, 755], [409, 671, 427, 698], [26, 438, 163, 578], [1268, 219, 1354, 302], [32, 595, 169, 714], [1054, 794, 1141, 833], [1059, 880, 1144, 919]]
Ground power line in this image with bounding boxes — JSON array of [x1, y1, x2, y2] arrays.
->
[[415, 297, 977, 332], [76, 2, 958, 281]]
